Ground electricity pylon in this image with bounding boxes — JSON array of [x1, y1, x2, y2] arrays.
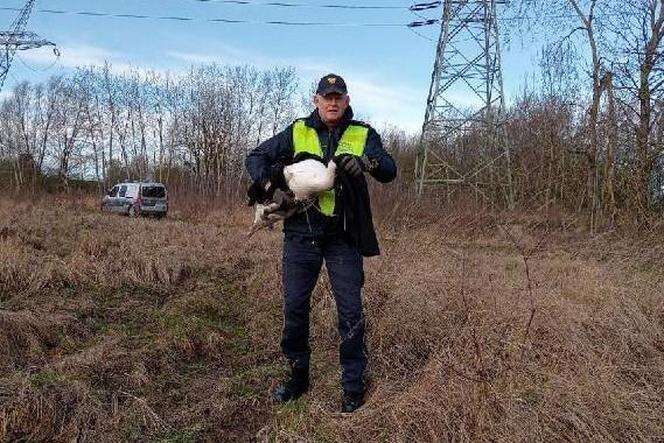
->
[[0, 0, 57, 94], [415, 0, 513, 207]]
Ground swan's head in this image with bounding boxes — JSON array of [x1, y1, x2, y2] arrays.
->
[[326, 160, 337, 174], [283, 167, 295, 182]]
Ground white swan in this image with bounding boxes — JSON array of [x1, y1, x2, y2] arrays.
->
[[283, 159, 337, 201]]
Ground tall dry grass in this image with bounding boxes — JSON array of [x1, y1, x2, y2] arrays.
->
[[0, 195, 662, 441]]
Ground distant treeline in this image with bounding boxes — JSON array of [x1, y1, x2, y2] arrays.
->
[[2, 0, 664, 229], [0, 63, 301, 200]]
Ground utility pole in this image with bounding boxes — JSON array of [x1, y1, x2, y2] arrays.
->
[[415, 0, 513, 208], [0, 0, 57, 94]]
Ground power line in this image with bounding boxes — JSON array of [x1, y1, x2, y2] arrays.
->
[[0, 4, 619, 27], [178, 0, 443, 11], [408, 0, 438, 42], [0, 3, 622, 46], [16, 50, 60, 73], [0, 6, 441, 27], [408, 26, 436, 42]]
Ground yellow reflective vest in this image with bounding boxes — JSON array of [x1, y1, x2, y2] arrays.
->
[[292, 119, 369, 216]]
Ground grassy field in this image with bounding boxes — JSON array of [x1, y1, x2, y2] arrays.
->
[[0, 196, 663, 441]]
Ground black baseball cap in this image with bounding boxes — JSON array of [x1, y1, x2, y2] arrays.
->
[[316, 73, 348, 96]]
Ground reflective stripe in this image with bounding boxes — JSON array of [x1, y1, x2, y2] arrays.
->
[[292, 120, 369, 216]]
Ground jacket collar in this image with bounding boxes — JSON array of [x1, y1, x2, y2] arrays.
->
[[305, 106, 354, 131]]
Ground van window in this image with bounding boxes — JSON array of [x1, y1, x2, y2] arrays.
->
[[109, 186, 119, 197], [119, 185, 127, 197], [142, 186, 166, 198]]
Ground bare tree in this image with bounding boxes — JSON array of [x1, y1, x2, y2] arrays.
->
[[563, 0, 607, 230], [608, 0, 664, 212]]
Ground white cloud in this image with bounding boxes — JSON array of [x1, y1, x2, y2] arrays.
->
[[21, 44, 111, 68], [345, 77, 424, 131], [287, 61, 426, 133], [167, 43, 275, 67], [167, 51, 220, 65], [20, 43, 179, 78]]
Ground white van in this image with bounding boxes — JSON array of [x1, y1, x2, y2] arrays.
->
[[101, 182, 168, 218]]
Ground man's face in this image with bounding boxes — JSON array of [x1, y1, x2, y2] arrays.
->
[[314, 92, 350, 125]]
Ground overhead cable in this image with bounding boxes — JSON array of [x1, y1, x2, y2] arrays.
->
[[409, 2, 441, 12], [0, 6, 441, 27], [408, 19, 438, 27], [0, 5, 616, 30], [407, 0, 438, 42], [181, 0, 442, 11]]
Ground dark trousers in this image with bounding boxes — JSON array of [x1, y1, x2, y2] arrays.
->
[[281, 233, 367, 394]]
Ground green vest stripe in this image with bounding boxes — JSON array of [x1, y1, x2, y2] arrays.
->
[[292, 119, 369, 216], [336, 125, 369, 157], [292, 120, 323, 157]]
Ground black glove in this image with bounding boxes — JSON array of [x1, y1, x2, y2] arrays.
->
[[247, 179, 269, 206], [338, 155, 364, 178], [247, 162, 287, 207], [269, 162, 287, 190], [337, 155, 376, 178]]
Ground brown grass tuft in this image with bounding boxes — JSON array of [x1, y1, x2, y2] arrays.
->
[[0, 196, 662, 441]]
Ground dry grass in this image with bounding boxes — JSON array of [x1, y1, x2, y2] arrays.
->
[[0, 195, 662, 442]]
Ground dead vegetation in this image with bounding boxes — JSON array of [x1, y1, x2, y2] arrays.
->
[[0, 195, 662, 441]]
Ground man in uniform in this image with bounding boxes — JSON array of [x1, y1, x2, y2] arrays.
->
[[245, 74, 396, 413]]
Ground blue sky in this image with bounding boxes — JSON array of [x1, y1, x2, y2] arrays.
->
[[1, 0, 544, 132]]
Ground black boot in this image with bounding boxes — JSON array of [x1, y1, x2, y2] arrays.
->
[[341, 390, 365, 413], [273, 366, 309, 403]]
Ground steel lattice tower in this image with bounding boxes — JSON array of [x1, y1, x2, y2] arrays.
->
[[0, 0, 56, 93], [415, 0, 513, 206]]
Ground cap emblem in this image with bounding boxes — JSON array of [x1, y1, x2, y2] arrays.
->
[[327, 77, 337, 84]]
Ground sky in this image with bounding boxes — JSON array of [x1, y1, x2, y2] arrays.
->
[[1, 0, 545, 133]]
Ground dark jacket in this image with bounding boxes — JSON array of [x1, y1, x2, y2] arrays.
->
[[336, 166, 381, 256], [245, 107, 397, 253]]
